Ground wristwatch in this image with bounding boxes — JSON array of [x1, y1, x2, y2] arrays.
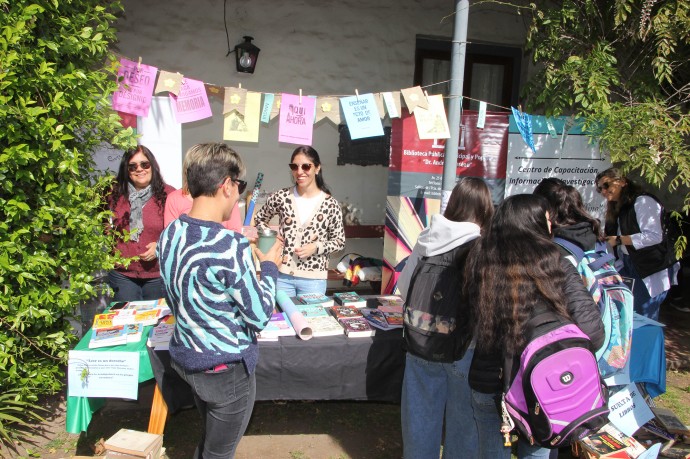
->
[[616, 236, 622, 246]]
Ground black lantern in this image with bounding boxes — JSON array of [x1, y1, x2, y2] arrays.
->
[[234, 36, 260, 74]]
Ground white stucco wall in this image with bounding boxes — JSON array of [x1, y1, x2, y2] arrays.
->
[[114, 0, 529, 266]]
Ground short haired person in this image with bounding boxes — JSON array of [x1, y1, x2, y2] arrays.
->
[[253, 145, 345, 297], [157, 143, 283, 458], [595, 168, 679, 320], [163, 145, 243, 231], [107, 145, 175, 302]]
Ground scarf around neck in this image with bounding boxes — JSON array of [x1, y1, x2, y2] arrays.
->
[[128, 183, 153, 242]]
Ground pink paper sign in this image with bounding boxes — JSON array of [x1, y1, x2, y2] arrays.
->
[[278, 93, 315, 145], [112, 58, 158, 117], [170, 78, 212, 124]]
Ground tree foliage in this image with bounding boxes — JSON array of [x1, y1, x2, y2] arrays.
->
[[0, 0, 136, 411], [523, 0, 690, 249]]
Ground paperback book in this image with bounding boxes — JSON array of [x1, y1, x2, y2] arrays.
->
[[361, 308, 392, 330], [651, 407, 690, 436], [295, 303, 329, 319], [579, 430, 629, 458], [305, 314, 344, 337], [339, 316, 375, 337], [147, 321, 175, 350], [89, 325, 129, 349], [329, 305, 363, 320], [257, 312, 295, 340], [104, 428, 163, 459], [333, 291, 366, 308], [296, 292, 334, 307]]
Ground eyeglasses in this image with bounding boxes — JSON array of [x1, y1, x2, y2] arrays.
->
[[232, 178, 247, 194], [596, 181, 613, 193], [128, 161, 151, 172], [288, 163, 313, 172]]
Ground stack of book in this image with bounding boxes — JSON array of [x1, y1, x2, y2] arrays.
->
[[104, 428, 163, 459], [361, 308, 403, 331], [89, 318, 146, 349], [147, 315, 175, 350], [295, 292, 334, 307], [578, 423, 647, 458], [329, 305, 375, 337], [257, 312, 296, 341]]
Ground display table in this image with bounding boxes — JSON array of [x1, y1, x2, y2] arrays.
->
[[66, 327, 155, 434], [629, 322, 666, 398], [66, 328, 406, 434]]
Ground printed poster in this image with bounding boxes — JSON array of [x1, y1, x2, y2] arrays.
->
[[68, 350, 139, 399], [111, 58, 158, 117], [278, 93, 316, 145], [223, 91, 261, 143], [340, 93, 384, 140], [170, 78, 212, 124]]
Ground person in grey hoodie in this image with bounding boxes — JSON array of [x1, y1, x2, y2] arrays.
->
[[398, 178, 494, 459]]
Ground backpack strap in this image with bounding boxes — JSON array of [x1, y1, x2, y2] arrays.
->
[[587, 242, 616, 271], [553, 237, 585, 264]]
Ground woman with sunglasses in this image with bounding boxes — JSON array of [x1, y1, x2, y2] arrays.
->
[[595, 168, 679, 320], [106, 145, 175, 302], [253, 145, 345, 297], [164, 146, 243, 231]]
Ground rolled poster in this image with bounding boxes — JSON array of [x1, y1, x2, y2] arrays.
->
[[275, 291, 312, 340]]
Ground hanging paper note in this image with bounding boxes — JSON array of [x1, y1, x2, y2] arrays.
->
[[511, 106, 536, 153], [477, 101, 487, 129], [111, 58, 157, 117], [278, 93, 316, 145], [560, 116, 575, 149], [546, 117, 558, 138], [401, 86, 429, 113], [315, 96, 341, 124], [270, 94, 282, 120], [261, 93, 274, 123], [154, 71, 183, 95], [382, 91, 401, 118], [205, 84, 225, 102], [170, 78, 212, 124], [413, 94, 450, 140], [223, 86, 248, 115], [223, 91, 261, 143], [340, 93, 384, 140]]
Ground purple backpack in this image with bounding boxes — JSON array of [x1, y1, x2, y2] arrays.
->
[[502, 309, 609, 448]]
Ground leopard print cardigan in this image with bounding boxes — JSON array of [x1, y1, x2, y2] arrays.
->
[[254, 187, 345, 279]]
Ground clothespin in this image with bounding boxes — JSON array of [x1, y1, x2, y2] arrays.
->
[[238, 83, 242, 89], [355, 89, 359, 101], [137, 56, 142, 71], [299, 89, 302, 104]]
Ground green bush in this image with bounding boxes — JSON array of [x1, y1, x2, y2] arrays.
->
[[0, 0, 136, 414]]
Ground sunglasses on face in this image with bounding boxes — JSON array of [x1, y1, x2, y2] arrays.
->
[[232, 178, 248, 194], [289, 163, 313, 172], [128, 161, 151, 172], [596, 181, 613, 193]]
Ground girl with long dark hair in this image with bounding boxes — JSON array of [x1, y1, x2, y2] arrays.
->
[[465, 194, 603, 458]]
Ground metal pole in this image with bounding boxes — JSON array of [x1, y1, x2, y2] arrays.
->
[[440, 0, 469, 214]]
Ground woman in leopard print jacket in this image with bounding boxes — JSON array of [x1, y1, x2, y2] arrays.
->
[[254, 146, 345, 297]]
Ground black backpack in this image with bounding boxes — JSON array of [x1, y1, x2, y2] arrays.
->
[[402, 240, 475, 362]]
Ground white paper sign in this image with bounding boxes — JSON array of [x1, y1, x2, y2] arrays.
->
[[68, 350, 139, 399], [637, 443, 661, 459], [607, 383, 654, 436]]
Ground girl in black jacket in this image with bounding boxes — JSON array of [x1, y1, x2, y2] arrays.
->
[[464, 194, 604, 459]]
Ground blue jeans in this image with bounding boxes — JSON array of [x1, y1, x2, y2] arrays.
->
[[401, 349, 478, 459], [620, 255, 668, 321], [107, 271, 164, 303], [171, 360, 255, 459], [277, 273, 327, 298], [471, 389, 553, 459]]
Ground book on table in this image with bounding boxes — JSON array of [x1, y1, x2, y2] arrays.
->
[[104, 428, 163, 459], [578, 430, 630, 458], [88, 325, 129, 349], [294, 303, 330, 319], [338, 316, 375, 337], [382, 310, 404, 328], [257, 312, 295, 340], [651, 407, 690, 436], [125, 323, 144, 344], [295, 292, 334, 307], [361, 308, 393, 330], [329, 305, 363, 320], [332, 291, 367, 308], [147, 319, 175, 350], [304, 314, 344, 337], [594, 423, 647, 458]]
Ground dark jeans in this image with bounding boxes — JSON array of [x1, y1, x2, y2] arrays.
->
[[107, 271, 164, 302], [171, 360, 255, 459]]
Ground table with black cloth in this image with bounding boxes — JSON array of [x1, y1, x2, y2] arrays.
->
[[146, 329, 407, 431]]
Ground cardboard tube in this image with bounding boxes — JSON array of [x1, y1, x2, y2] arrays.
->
[[275, 291, 312, 340]]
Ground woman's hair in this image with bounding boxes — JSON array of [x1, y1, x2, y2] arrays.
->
[[111, 145, 168, 209], [291, 146, 331, 195], [594, 167, 643, 229], [533, 177, 602, 238], [185, 143, 245, 198], [465, 194, 570, 354], [443, 177, 494, 233]]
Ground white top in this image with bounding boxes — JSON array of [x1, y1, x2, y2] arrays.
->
[[293, 187, 324, 226], [619, 195, 678, 297]]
